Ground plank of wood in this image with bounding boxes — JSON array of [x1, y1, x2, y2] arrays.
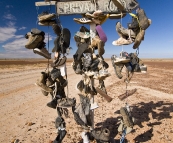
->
[[35, 1, 56, 6]]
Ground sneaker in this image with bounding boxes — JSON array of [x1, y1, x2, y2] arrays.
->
[[47, 98, 57, 109], [120, 107, 134, 127], [75, 31, 90, 39], [112, 37, 133, 46], [113, 57, 130, 64], [38, 12, 56, 21], [118, 119, 133, 134], [38, 20, 57, 26], [91, 128, 110, 142], [99, 69, 111, 78], [57, 98, 76, 108], [73, 18, 92, 24], [116, 22, 136, 39], [33, 47, 51, 59]]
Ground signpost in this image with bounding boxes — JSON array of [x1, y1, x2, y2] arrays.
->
[[35, 0, 123, 15], [57, 0, 120, 15]]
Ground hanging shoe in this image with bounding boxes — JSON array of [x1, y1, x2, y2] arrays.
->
[[112, 37, 134, 46], [118, 118, 133, 134], [93, 10, 104, 17], [112, 55, 130, 64], [25, 32, 44, 49], [91, 36, 105, 57], [120, 107, 134, 128], [52, 23, 61, 36], [116, 22, 136, 39], [91, 128, 110, 142], [51, 56, 67, 68], [47, 98, 57, 109], [85, 12, 97, 19], [38, 19, 57, 26], [33, 45, 51, 59], [73, 17, 92, 24], [137, 8, 151, 30], [57, 98, 76, 108], [56, 76, 68, 90], [53, 130, 67, 143], [133, 29, 145, 49], [114, 63, 124, 79], [80, 26, 90, 32], [99, 69, 111, 78], [50, 68, 61, 81], [76, 80, 85, 92], [46, 76, 55, 88], [38, 11, 56, 22], [35, 72, 53, 92], [55, 116, 65, 129], [75, 31, 90, 39]]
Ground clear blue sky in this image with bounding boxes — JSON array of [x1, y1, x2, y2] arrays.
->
[[0, 0, 173, 59]]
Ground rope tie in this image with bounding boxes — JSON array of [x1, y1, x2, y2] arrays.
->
[[120, 12, 124, 53], [35, 6, 39, 28], [47, 25, 50, 73]]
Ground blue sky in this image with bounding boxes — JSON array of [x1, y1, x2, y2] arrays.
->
[[0, 0, 173, 59]]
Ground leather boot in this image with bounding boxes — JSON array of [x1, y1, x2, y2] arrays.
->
[[35, 72, 53, 92]]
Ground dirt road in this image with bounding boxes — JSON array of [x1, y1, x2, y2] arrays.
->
[[0, 60, 173, 143]]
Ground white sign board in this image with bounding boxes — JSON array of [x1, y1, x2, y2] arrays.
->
[[57, 0, 121, 15]]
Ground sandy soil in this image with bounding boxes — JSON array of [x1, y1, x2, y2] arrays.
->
[[0, 59, 173, 143]]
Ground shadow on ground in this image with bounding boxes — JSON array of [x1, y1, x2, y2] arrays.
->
[[96, 101, 173, 143]]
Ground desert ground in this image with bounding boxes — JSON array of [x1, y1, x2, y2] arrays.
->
[[0, 59, 173, 143]]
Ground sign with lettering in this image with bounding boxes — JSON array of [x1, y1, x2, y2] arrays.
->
[[57, 0, 120, 15]]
